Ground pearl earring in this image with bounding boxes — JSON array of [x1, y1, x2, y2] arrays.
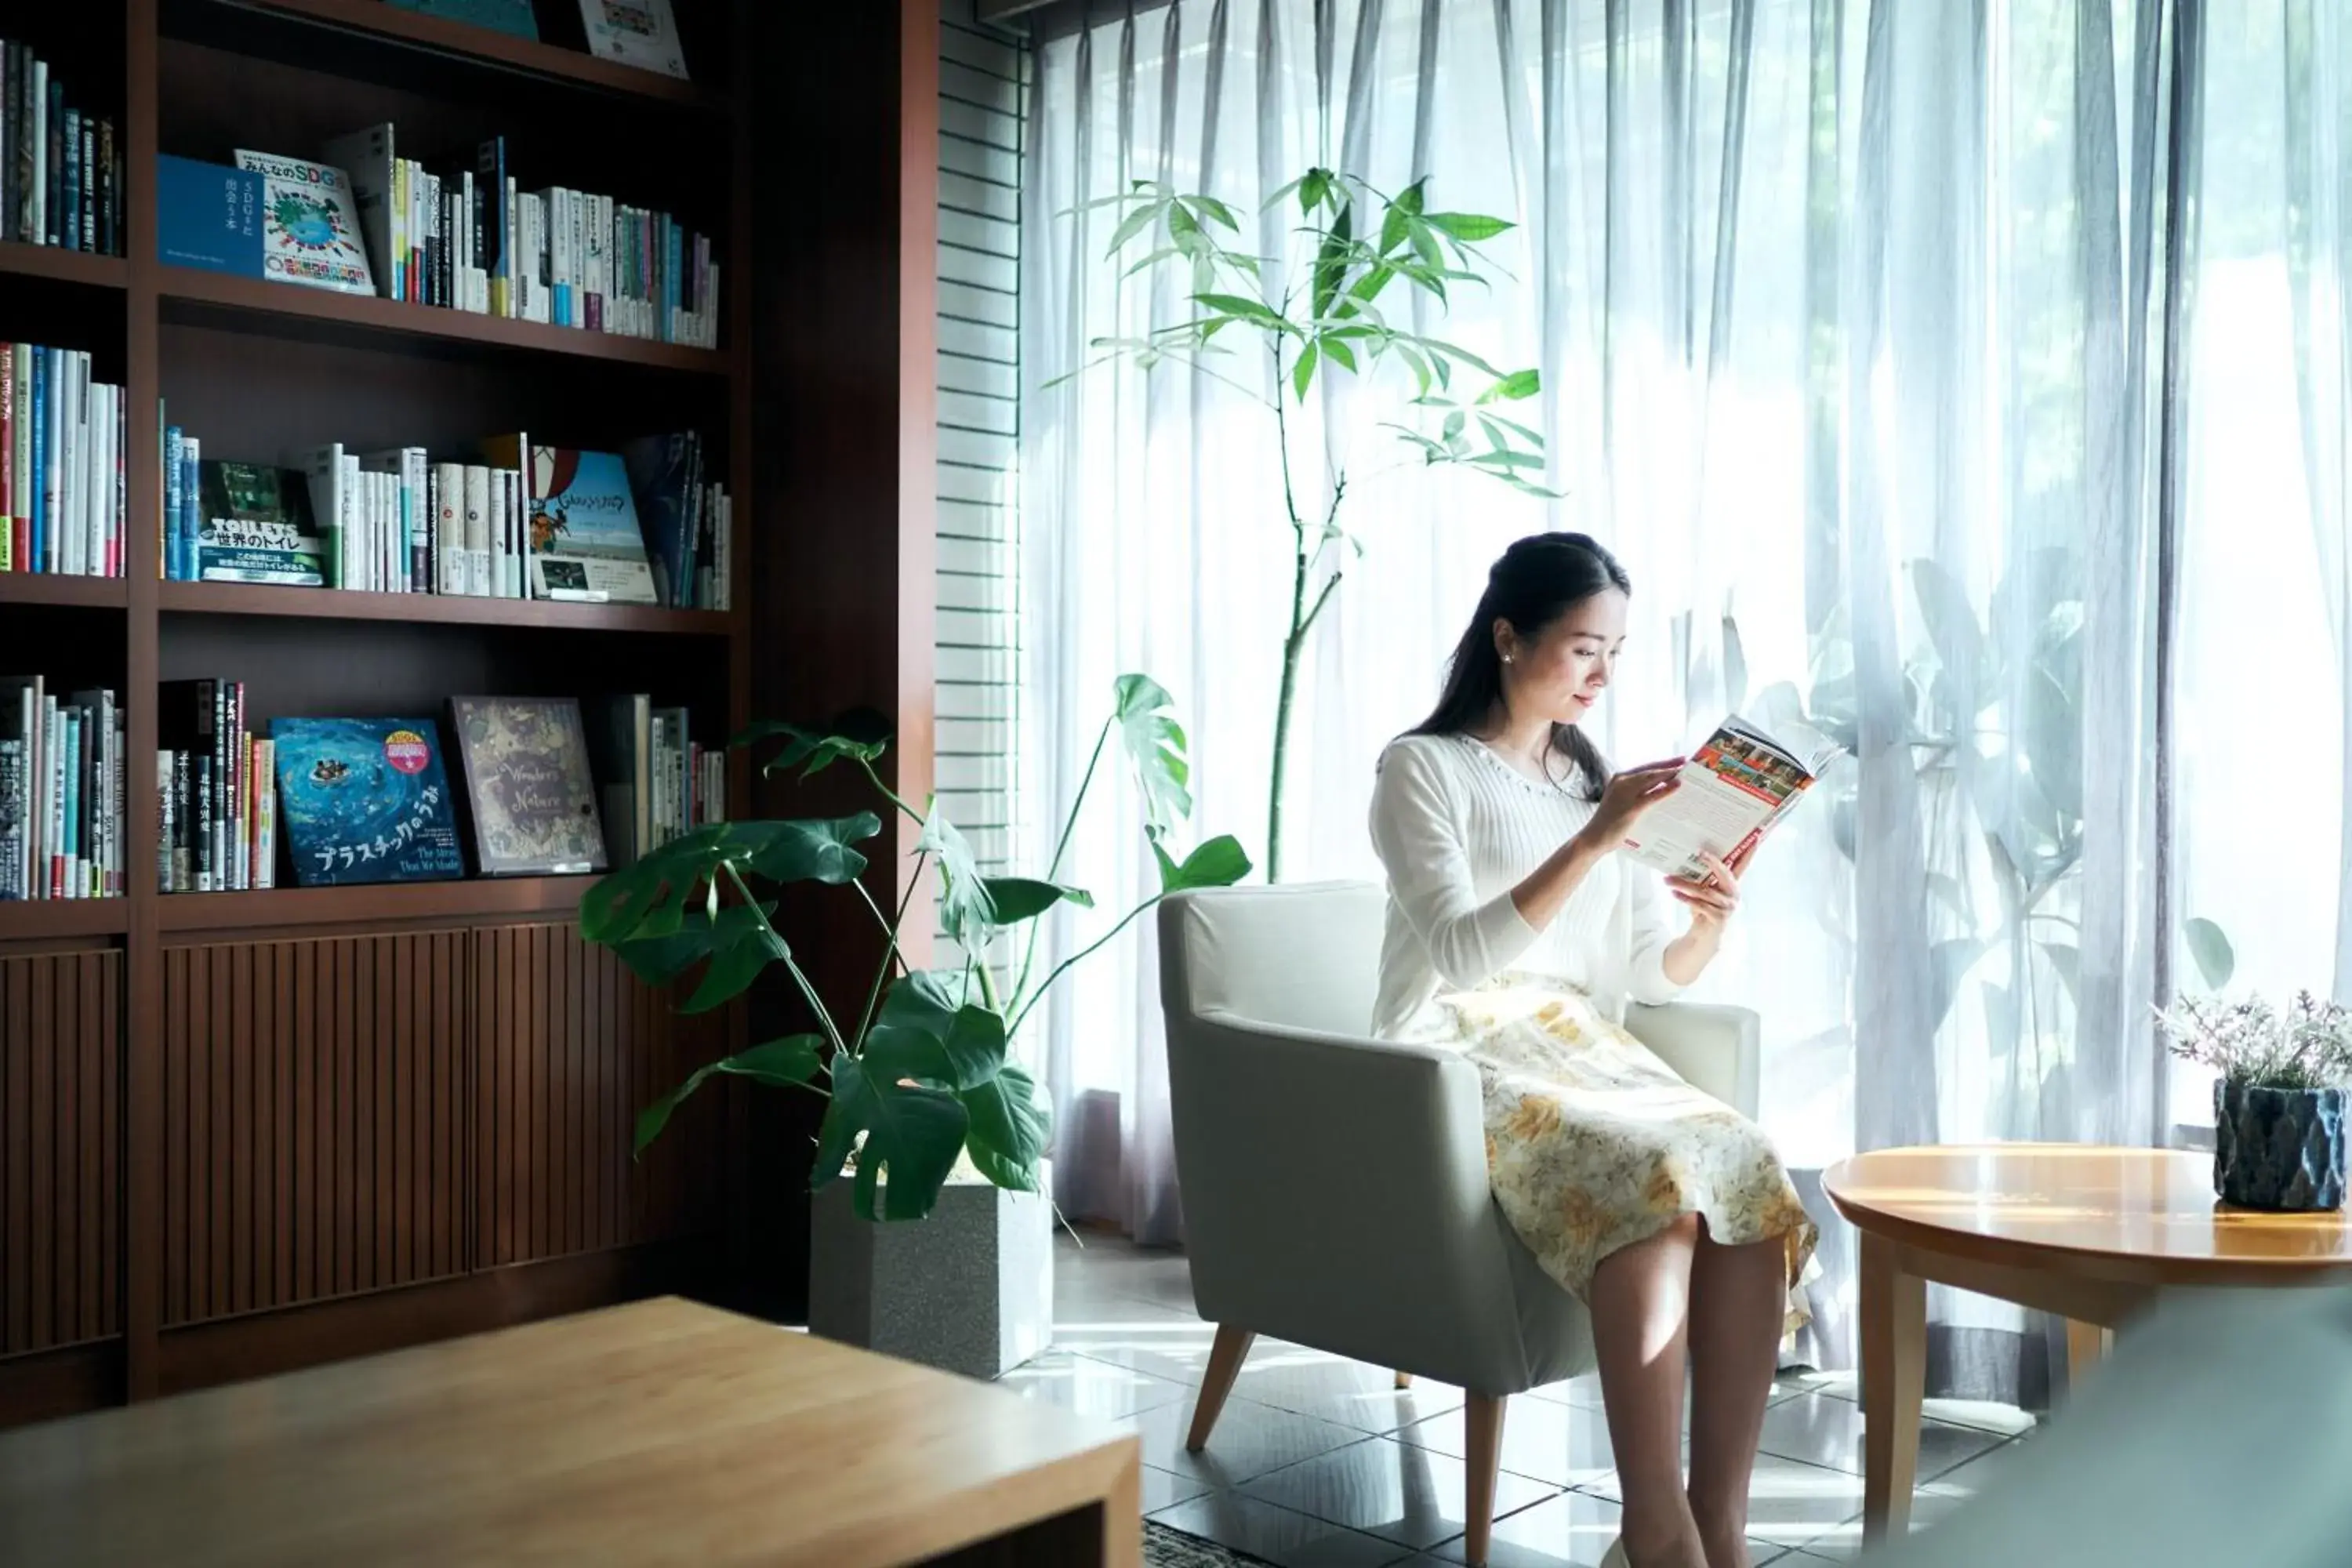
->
[[1502, 654, 1515, 665]]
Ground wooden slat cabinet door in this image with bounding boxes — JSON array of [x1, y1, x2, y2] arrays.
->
[[0, 948, 122, 1358], [160, 933, 468, 1326], [472, 924, 724, 1268]]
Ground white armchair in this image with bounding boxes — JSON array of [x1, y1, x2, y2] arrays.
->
[[1156, 881, 1761, 1567]]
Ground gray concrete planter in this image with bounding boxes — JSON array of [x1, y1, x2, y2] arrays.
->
[[807, 1167, 1054, 1380]]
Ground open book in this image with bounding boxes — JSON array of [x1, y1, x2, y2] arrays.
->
[[1621, 717, 1841, 882]]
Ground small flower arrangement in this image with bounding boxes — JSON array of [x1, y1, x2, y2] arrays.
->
[[2157, 992, 2352, 1091]]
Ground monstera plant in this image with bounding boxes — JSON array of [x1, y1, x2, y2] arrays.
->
[[577, 675, 1249, 1222]]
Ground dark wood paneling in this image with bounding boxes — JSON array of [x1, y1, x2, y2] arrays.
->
[[474, 924, 724, 1267], [0, 949, 124, 1358], [162, 932, 468, 1325]]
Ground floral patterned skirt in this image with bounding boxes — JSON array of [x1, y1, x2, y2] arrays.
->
[[1418, 978, 1818, 1330]]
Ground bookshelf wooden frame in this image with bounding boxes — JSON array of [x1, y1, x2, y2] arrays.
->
[[0, 0, 805, 1424]]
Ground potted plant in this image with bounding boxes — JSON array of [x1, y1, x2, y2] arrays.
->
[[2159, 992, 2352, 1211], [577, 674, 1247, 1376]]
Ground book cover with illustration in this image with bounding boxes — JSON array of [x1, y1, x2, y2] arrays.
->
[[270, 717, 464, 887], [447, 695, 605, 876], [196, 462, 326, 586], [233, 149, 376, 295], [386, 0, 539, 39], [577, 0, 688, 78], [481, 437, 659, 604]]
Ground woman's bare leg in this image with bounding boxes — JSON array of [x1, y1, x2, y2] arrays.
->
[[1589, 1214, 1706, 1568], [1683, 1226, 1788, 1568]]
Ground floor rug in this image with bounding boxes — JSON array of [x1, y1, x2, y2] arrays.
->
[[1142, 1519, 1279, 1566]]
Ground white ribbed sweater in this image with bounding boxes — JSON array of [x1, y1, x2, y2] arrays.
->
[[1368, 732, 1684, 1039]]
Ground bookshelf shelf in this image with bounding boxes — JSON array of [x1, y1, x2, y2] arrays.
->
[[169, 0, 730, 113], [158, 579, 732, 633], [155, 872, 594, 932], [158, 267, 730, 373], [0, 575, 132, 610], [0, 898, 132, 939], [0, 243, 131, 292]]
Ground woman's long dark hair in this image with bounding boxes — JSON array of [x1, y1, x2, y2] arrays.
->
[[1409, 532, 1631, 801]]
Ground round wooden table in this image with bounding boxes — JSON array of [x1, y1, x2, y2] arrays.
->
[[1823, 1143, 2352, 1542]]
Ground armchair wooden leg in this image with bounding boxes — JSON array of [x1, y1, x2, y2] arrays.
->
[[1393, 1370, 1413, 1389], [1185, 1325, 1256, 1453], [1463, 1392, 1505, 1568]]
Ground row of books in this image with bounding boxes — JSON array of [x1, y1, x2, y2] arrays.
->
[[158, 430, 731, 611], [158, 132, 720, 350], [1, 344, 126, 577], [0, 678, 125, 902], [387, 0, 691, 78], [157, 681, 277, 893], [158, 694, 721, 892], [1, 41, 122, 255]]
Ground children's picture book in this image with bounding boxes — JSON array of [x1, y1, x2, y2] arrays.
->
[[1621, 716, 1843, 883], [270, 717, 465, 887], [156, 155, 263, 276], [385, 0, 540, 39], [447, 695, 606, 876], [233, 149, 376, 295], [577, 0, 688, 78], [195, 462, 326, 586], [481, 437, 659, 604]]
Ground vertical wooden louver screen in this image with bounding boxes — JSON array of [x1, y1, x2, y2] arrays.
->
[[162, 933, 468, 1326], [0, 948, 123, 1356], [473, 924, 724, 1269]]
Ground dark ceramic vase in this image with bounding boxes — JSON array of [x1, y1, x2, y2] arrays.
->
[[2213, 1080, 2347, 1211]]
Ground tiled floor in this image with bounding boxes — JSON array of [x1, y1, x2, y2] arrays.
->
[[1000, 1235, 2041, 1568]]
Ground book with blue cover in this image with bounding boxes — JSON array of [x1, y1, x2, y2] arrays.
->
[[270, 717, 464, 887], [386, 0, 540, 40], [157, 154, 263, 276], [617, 431, 699, 608]]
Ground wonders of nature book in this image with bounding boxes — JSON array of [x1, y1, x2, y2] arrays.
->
[[385, 0, 541, 40], [233, 149, 376, 296], [447, 695, 606, 876], [196, 462, 326, 586], [270, 717, 464, 887]]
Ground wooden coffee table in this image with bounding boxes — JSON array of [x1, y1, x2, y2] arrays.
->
[[1824, 1143, 2352, 1543], [0, 1297, 1141, 1566]]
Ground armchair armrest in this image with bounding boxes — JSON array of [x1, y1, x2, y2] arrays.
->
[[1623, 1002, 1760, 1117]]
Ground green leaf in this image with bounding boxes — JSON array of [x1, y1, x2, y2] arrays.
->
[[1298, 168, 1332, 213], [1476, 368, 1541, 403], [1442, 409, 1467, 446], [633, 1033, 822, 1157], [1379, 200, 1411, 257], [2186, 917, 2237, 991], [1152, 833, 1253, 893], [1419, 336, 1501, 378], [961, 1062, 1052, 1194], [1188, 194, 1240, 231], [734, 722, 888, 781], [578, 854, 692, 946], [1104, 194, 1167, 256], [918, 803, 996, 949], [1424, 211, 1513, 242], [746, 813, 881, 886], [1393, 178, 1427, 216], [682, 906, 789, 1014], [1292, 339, 1319, 401], [1193, 290, 1283, 325], [1409, 220, 1443, 270], [1321, 336, 1358, 375], [1165, 201, 1207, 257], [2022, 665, 2082, 822], [936, 1004, 1011, 1091], [815, 1050, 971, 1221], [981, 877, 1095, 924], [1114, 674, 1195, 834], [877, 968, 973, 1040], [612, 899, 777, 988]]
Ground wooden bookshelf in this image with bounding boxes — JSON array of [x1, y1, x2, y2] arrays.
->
[[0, 0, 871, 1430]]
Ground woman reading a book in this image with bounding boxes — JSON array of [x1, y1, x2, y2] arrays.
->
[[1370, 532, 1817, 1568]]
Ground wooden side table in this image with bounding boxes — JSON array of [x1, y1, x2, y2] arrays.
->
[[1824, 1144, 2352, 1544], [0, 1297, 1142, 1566]]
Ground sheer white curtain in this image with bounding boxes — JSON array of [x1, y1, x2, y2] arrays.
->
[[1022, 0, 2352, 1396]]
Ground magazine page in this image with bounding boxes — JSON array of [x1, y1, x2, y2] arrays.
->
[[1621, 716, 1818, 880]]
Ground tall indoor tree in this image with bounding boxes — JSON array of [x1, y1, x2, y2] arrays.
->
[[1069, 170, 1548, 879]]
